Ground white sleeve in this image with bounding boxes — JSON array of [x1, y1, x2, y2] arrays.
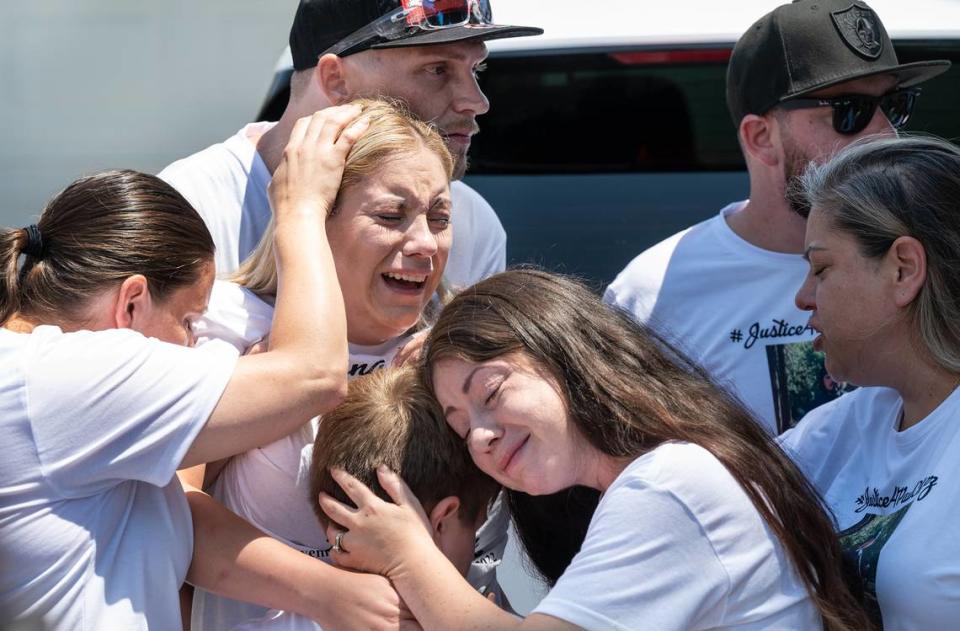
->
[[469, 190, 507, 279], [25, 327, 237, 496], [777, 394, 854, 493], [194, 281, 274, 353], [158, 160, 217, 236], [448, 182, 506, 288], [533, 479, 729, 631], [159, 157, 242, 274], [602, 257, 659, 322]]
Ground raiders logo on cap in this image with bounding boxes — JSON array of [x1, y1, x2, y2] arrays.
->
[[831, 3, 883, 60]]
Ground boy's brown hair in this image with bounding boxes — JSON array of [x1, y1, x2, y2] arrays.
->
[[310, 365, 498, 527]]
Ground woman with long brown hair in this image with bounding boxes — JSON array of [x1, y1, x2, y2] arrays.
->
[[318, 268, 871, 631]]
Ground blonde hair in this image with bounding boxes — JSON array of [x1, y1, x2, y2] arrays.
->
[[233, 98, 454, 296]]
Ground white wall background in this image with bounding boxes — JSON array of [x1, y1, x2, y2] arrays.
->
[[0, 1, 292, 228]]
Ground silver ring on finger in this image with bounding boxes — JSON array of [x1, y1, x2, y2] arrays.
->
[[333, 530, 348, 554]]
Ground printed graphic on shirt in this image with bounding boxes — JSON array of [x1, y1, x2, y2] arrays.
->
[[348, 359, 387, 377], [839, 474, 938, 626], [299, 543, 333, 560], [727, 318, 814, 349], [839, 505, 911, 626], [474, 534, 498, 566], [766, 341, 853, 433]]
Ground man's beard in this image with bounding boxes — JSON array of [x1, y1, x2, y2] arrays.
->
[[783, 142, 814, 219], [438, 117, 478, 181], [448, 142, 469, 181]]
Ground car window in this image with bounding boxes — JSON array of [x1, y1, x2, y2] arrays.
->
[[895, 43, 960, 140], [470, 49, 740, 174], [469, 44, 960, 175]]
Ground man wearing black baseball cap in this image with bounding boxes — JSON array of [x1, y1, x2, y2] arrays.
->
[[161, 3, 540, 631], [161, 0, 541, 285], [606, 0, 949, 433]]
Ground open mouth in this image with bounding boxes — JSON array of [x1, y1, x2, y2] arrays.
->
[[382, 271, 429, 291]]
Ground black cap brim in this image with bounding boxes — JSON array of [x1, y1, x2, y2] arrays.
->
[[783, 59, 952, 102], [368, 23, 543, 50]]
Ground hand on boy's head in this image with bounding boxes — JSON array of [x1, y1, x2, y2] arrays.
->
[[318, 466, 438, 579]]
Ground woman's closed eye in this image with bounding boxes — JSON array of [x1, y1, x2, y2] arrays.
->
[[483, 375, 506, 406], [429, 213, 451, 229], [376, 211, 404, 224]]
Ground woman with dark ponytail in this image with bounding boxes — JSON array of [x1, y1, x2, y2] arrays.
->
[[0, 106, 371, 630], [0, 171, 217, 328], [319, 269, 872, 631]]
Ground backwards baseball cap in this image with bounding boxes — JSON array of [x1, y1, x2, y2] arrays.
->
[[726, 0, 950, 124], [290, 0, 543, 70]]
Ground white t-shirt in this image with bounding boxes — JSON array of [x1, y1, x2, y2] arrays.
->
[[191, 282, 508, 631], [232, 609, 321, 631], [158, 123, 506, 288], [0, 326, 237, 630], [533, 443, 820, 631], [605, 202, 848, 435], [780, 386, 960, 631]]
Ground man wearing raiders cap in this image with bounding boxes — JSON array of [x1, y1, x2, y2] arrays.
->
[[160, 0, 540, 289], [605, 0, 949, 435]]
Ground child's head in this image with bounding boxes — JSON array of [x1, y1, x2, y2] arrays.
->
[[310, 365, 499, 576]]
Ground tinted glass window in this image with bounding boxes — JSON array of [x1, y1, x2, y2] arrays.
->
[[895, 43, 960, 140], [469, 44, 960, 175], [470, 50, 741, 174]]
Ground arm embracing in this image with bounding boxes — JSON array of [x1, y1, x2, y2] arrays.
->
[[182, 107, 370, 467]]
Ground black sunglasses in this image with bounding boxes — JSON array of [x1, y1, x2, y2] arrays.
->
[[778, 87, 921, 135]]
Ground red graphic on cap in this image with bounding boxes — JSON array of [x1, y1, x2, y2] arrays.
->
[[401, 0, 468, 25]]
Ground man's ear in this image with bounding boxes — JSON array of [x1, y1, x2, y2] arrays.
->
[[888, 235, 927, 308], [429, 496, 462, 542], [317, 54, 350, 105], [112, 274, 153, 331], [739, 113, 780, 168]]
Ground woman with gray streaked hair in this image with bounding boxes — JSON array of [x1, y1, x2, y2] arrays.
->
[[782, 134, 960, 630]]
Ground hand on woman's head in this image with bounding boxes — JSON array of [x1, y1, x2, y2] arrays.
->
[[268, 104, 370, 221]]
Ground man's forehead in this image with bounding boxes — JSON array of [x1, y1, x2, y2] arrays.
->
[[374, 40, 488, 64]]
